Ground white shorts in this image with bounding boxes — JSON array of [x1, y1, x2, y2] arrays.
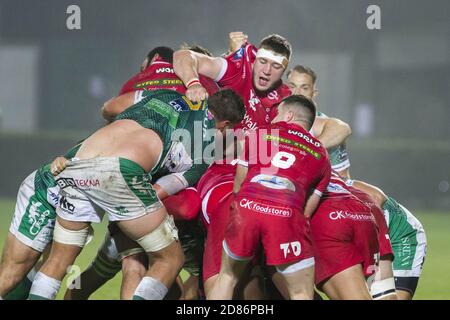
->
[[9, 170, 59, 252], [55, 157, 163, 223]]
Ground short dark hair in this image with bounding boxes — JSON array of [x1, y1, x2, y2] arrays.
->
[[146, 46, 174, 65], [259, 34, 292, 60], [207, 89, 245, 125], [180, 43, 212, 57], [287, 65, 317, 85], [280, 94, 316, 130]]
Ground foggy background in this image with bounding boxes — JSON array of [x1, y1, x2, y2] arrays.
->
[[0, 0, 449, 210]]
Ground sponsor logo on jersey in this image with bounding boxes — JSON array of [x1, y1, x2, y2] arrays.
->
[[267, 90, 279, 101], [242, 112, 258, 130], [59, 196, 76, 213], [250, 174, 296, 191], [233, 47, 245, 61], [326, 182, 351, 194], [169, 97, 203, 112], [280, 241, 301, 258], [135, 79, 183, 89], [156, 67, 174, 74], [248, 90, 261, 112], [56, 177, 100, 189], [287, 130, 321, 148], [265, 134, 321, 159], [47, 186, 60, 208], [329, 210, 375, 222], [239, 198, 292, 217]]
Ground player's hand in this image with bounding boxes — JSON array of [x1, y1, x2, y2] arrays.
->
[[50, 156, 70, 176], [228, 31, 248, 53], [186, 83, 208, 102]]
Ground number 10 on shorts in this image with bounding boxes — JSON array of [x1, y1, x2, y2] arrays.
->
[[280, 241, 301, 259]]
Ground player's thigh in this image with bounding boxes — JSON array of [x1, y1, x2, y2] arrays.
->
[[277, 263, 315, 299], [396, 289, 413, 300], [1, 232, 41, 267], [116, 206, 168, 240], [322, 264, 372, 300]]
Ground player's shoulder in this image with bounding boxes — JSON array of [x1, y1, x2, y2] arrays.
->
[[278, 82, 292, 98]]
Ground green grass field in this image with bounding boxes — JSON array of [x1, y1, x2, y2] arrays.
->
[[1, 198, 449, 300]]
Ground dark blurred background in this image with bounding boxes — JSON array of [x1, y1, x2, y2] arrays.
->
[[0, 0, 449, 209]]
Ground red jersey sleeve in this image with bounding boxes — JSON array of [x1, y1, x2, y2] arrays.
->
[[216, 44, 257, 88], [314, 156, 332, 197], [119, 73, 140, 95], [199, 75, 219, 95]]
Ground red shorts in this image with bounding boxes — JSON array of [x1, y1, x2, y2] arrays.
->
[[348, 187, 393, 259], [371, 205, 393, 259], [202, 191, 235, 282], [200, 181, 234, 228], [224, 196, 314, 267], [311, 197, 380, 286]]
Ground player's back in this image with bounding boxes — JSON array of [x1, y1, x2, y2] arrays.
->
[[239, 121, 330, 210]]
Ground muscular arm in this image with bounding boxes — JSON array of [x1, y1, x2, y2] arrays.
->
[[101, 92, 136, 122], [233, 164, 248, 193], [351, 180, 388, 208], [304, 193, 322, 218], [173, 50, 224, 84], [312, 117, 352, 149]]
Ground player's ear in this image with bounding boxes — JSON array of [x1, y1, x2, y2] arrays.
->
[[150, 53, 160, 64], [313, 88, 319, 99], [218, 120, 232, 132], [286, 110, 294, 122]]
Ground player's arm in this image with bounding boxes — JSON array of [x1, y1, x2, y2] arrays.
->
[[312, 117, 352, 149], [173, 50, 225, 102], [228, 31, 248, 54], [50, 156, 70, 175], [233, 163, 248, 193], [305, 162, 332, 217], [350, 180, 388, 208], [304, 192, 322, 218], [101, 91, 137, 122], [152, 183, 170, 200]]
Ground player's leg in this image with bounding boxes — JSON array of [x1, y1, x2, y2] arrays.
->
[[276, 262, 315, 300], [28, 217, 92, 300], [64, 229, 122, 300], [396, 287, 414, 300], [116, 207, 184, 300], [0, 171, 55, 298], [321, 264, 372, 300], [0, 233, 41, 297], [207, 247, 250, 300], [120, 253, 147, 300], [180, 274, 199, 300], [369, 258, 397, 300]]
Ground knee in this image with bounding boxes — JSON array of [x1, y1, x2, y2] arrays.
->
[[122, 255, 147, 278]]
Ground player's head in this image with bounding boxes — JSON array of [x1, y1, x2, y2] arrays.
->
[[180, 43, 212, 57], [141, 46, 174, 71], [286, 65, 318, 99], [207, 89, 245, 134], [253, 34, 292, 92], [272, 95, 316, 131]]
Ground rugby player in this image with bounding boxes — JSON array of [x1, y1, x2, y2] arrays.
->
[[27, 89, 245, 300], [348, 179, 427, 300], [310, 179, 380, 300], [208, 95, 331, 300], [64, 44, 219, 300], [286, 65, 352, 178], [0, 143, 82, 300]]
